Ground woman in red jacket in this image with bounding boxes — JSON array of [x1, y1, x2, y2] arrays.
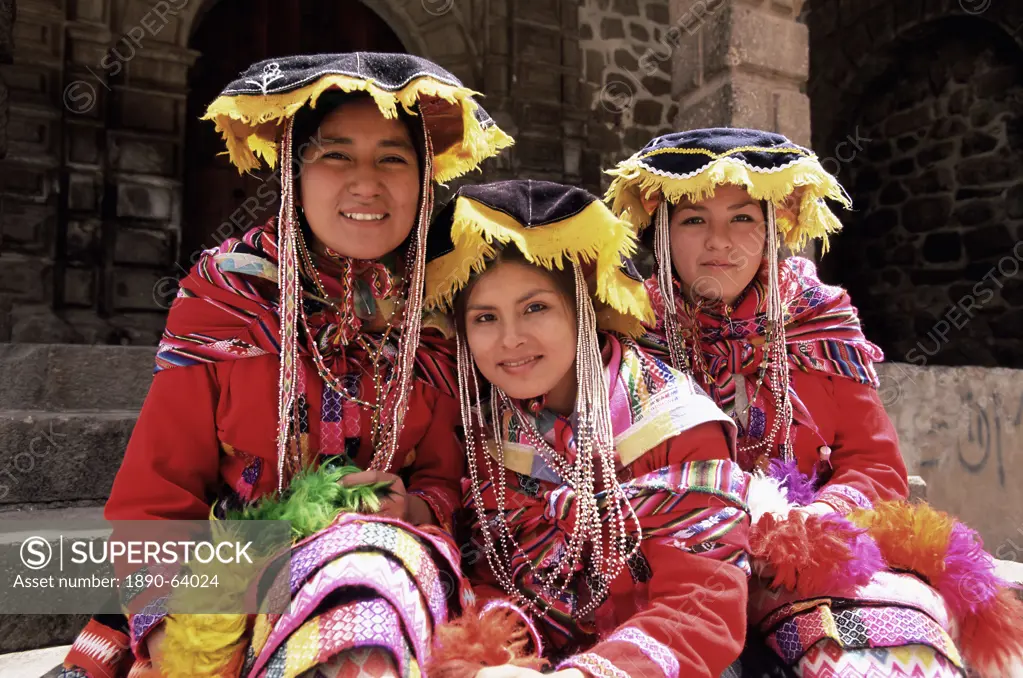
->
[[60, 53, 512, 678], [604, 129, 981, 677], [422, 180, 752, 678]]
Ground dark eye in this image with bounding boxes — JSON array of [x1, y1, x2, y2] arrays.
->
[[472, 312, 496, 324], [381, 154, 410, 164], [323, 151, 350, 161], [732, 214, 756, 222], [525, 302, 548, 314], [679, 215, 704, 225]]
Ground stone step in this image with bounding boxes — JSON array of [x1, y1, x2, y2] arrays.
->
[[0, 644, 71, 678], [0, 508, 104, 656], [0, 344, 155, 412], [0, 410, 137, 506]]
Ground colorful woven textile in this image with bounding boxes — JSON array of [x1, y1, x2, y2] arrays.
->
[[796, 641, 963, 678]]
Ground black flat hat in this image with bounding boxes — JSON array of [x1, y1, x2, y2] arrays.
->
[[203, 52, 513, 182], [424, 179, 654, 336], [605, 127, 850, 251]]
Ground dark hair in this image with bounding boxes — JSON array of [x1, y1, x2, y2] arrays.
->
[[452, 245, 577, 338]]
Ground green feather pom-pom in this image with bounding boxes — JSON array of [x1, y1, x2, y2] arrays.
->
[[222, 458, 393, 540]]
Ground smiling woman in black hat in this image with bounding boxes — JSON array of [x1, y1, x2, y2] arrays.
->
[[421, 180, 752, 678], [60, 52, 512, 678]]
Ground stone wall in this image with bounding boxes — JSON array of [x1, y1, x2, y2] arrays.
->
[[578, 0, 674, 193], [808, 0, 1023, 369], [0, 0, 587, 345], [879, 361, 1023, 558]]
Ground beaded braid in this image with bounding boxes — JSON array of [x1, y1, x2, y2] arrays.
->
[[458, 262, 642, 620]]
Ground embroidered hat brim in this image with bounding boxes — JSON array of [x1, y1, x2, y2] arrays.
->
[[203, 52, 513, 183], [604, 128, 851, 252], [424, 179, 654, 336]]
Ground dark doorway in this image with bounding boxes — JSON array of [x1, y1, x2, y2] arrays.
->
[[181, 0, 406, 270]]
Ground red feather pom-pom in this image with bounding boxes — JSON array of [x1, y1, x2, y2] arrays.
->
[[750, 512, 882, 596], [958, 587, 1023, 677], [426, 603, 547, 678]]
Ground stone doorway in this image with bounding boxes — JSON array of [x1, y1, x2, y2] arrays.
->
[[180, 0, 406, 271]]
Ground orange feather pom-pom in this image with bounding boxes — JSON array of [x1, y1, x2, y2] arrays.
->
[[848, 500, 956, 584], [958, 588, 1023, 677], [426, 602, 547, 678]]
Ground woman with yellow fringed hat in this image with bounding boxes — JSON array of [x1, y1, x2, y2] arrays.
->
[[420, 180, 753, 678], [60, 53, 512, 678], [605, 129, 1023, 677]]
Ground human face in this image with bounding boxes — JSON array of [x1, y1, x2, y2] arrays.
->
[[298, 98, 421, 260], [463, 261, 578, 414], [668, 184, 767, 307]]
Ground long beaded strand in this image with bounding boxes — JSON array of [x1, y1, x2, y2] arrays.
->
[[371, 119, 435, 473]]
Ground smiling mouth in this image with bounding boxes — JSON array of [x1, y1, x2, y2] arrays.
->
[[499, 356, 542, 370], [341, 212, 387, 222]]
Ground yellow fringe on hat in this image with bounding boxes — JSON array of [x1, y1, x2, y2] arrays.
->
[[424, 196, 654, 336], [605, 155, 851, 253], [160, 614, 249, 678], [202, 73, 514, 183]]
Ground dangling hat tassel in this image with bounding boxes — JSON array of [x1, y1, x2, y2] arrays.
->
[[653, 201, 690, 373], [276, 116, 303, 493], [763, 201, 795, 460], [372, 115, 435, 472]]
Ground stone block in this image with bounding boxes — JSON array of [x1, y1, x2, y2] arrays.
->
[[884, 104, 933, 138], [614, 0, 641, 15], [515, 61, 562, 102], [921, 232, 962, 264], [113, 226, 174, 266], [601, 16, 626, 38], [963, 224, 1014, 260], [115, 90, 178, 134], [953, 201, 997, 228], [907, 475, 927, 501], [730, 77, 777, 132], [633, 98, 665, 126], [67, 173, 99, 212], [902, 196, 953, 232], [645, 1, 670, 23], [0, 255, 50, 303], [707, 4, 808, 81], [115, 182, 173, 220], [0, 163, 52, 201], [65, 219, 101, 263], [667, 26, 701, 97], [514, 135, 565, 171], [675, 80, 733, 129], [0, 344, 155, 411], [71, 0, 109, 23], [63, 267, 95, 307], [956, 155, 1018, 186], [1, 202, 55, 252], [774, 89, 810, 146], [0, 614, 90, 654], [516, 26, 563, 64], [517, 0, 561, 25], [109, 136, 176, 176], [7, 111, 58, 159], [12, 16, 62, 61], [642, 73, 671, 96], [110, 268, 167, 311], [3, 65, 60, 108], [7, 305, 82, 344]]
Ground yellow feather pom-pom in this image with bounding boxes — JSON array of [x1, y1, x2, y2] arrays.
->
[[160, 613, 249, 678]]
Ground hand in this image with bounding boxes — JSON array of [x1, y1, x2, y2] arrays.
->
[[341, 470, 407, 520], [476, 665, 547, 678], [144, 624, 167, 673]]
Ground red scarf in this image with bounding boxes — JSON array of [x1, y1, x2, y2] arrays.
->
[[645, 257, 882, 468]]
